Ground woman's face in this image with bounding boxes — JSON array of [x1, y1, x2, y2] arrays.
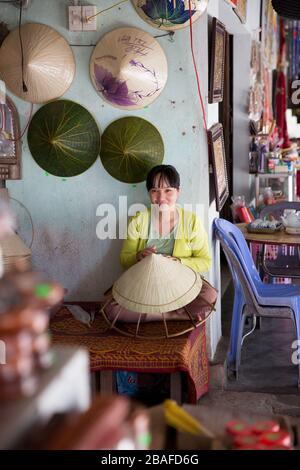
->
[[148, 174, 180, 211]]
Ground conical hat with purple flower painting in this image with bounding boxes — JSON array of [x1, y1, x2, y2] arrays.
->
[[131, 0, 208, 31], [90, 27, 168, 110]]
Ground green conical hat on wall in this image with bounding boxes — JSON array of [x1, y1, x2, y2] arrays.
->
[[100, 117, 164, 183], [27, 100, 101, 177]]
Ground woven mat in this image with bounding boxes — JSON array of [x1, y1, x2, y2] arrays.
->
[[50, 305, 209, 403]]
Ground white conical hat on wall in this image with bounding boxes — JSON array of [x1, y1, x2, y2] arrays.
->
[[112, 254, 202, 314], [90, 27, 168, 110], [0, 23, 75, 104]]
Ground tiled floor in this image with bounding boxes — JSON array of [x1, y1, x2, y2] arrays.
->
[[205, 270, 300, 418]]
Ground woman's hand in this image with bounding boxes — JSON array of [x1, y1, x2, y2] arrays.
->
[[136, 246, 157, 261]]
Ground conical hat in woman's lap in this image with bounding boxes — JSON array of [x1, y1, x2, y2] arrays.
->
[[113, 253, 202, 314]]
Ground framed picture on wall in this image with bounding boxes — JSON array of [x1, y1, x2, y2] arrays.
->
[[209, 18, 226, 103], [234, 0, 247, 24], [0, 95, 21, 179], [208, 123, 229, 212]]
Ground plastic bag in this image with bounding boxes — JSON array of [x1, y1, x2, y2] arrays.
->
[[67, 305, 95, 327]]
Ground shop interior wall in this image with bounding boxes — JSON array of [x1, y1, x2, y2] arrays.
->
[[3, 1, 211, 304], [207, 0, 261, 357]]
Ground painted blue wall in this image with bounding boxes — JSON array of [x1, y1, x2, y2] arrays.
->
[[2, 0, 210, 299]]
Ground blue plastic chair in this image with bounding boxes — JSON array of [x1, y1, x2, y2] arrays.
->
[[213, 218, 300, 386]]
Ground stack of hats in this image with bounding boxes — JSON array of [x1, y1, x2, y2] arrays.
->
[[1, 232, 31, 274], [0, 273, 64, 400]]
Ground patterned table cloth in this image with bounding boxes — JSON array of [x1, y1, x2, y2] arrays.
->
[[50, 305, 209, 404]]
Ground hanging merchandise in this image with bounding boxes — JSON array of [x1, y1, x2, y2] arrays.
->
[[234, 0, 247, 24], [262, 1, 278, 71], [131, 0, 208, 31], [249, 40, 263, 122], [262, 67, 273, 131], [249, 82, 263, 122], [90, 27, 168, 110], [0, 23, 75, 104], [275, 70, 291, 148], [275, 19, 291, 149], [27, 100, 101, 177], [100, 116, 164, 183], [224, 0, 238, 6]]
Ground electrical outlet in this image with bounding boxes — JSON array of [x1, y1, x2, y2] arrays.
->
[[68, 6, 82, 31], [82, 6, 97, 31]]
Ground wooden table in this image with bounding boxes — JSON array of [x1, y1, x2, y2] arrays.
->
[[236, 223, 300, 278], [236, 223, 300, 246], [50, 304, 209, 405]]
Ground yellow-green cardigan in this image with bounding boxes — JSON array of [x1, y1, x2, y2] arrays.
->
[[120, 208, 211, 273]]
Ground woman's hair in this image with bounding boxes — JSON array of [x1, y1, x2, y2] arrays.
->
[[146, 165, 180, 191]]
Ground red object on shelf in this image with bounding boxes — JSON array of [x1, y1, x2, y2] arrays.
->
[[226, 420, 252, 437], [245, 207, 255, 221], [258, 430, 292, 448], [236, 206, 253, 223], [251, 421, 280, 435], [234, 434, 259, 448]]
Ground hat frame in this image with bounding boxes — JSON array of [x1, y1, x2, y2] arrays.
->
[[100, 279, 216, 339]]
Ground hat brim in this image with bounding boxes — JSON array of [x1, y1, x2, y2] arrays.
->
[[113, 271, 202, 314]]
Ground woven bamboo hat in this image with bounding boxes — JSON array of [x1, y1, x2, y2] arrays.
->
[[0, 23, 75, 104], [90, 27, 168, 110], [112, 254, 202, 314]]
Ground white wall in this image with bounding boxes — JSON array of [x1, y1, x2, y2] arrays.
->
[[206, 0, 261, 358], [2, 0, 210, 298], [1, 0, 262, 360], [207, 0, 221, 359], [219, 0, 261, 201]]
